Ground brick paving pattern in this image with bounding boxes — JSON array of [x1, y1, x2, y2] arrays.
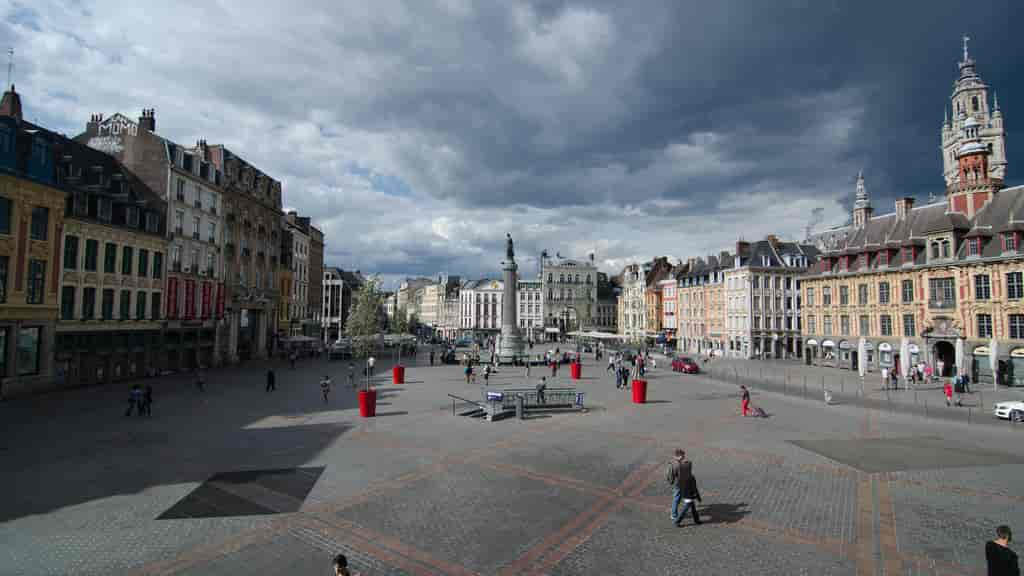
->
[[2, 351, 1022, 575]]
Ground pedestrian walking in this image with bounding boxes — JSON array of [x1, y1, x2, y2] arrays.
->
[[320, 375, 332, 403], [986, 525, 1019, 576], [348, 362, 356, 388], [368, 355, 376, 377], [465, 364, 473, 385], [143, 385, 153, 416], [125, 384, 143, 416], [196, 369, 205, 393], [740, 385, 751, 417], [266, 368, 276, 392], [615, 365, 623, 389], [666, 449, 700, 526], [881, 366, 889, 390], [944, 380, 954, 406], [964, 372, 972, 394], [536, 376, 547, 404], [551, 360, 557, 378], [429, 349, 435, 366], [484, 364, 491, 385], [290, 351, 297, 369], [890, 369, 898, 390], [525, 358, 532, 379]]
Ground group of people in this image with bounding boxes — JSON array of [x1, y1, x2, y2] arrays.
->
[[606, 350, 650, 389]]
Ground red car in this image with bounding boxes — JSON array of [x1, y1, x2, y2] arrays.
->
[[673, 357, 699, 374]]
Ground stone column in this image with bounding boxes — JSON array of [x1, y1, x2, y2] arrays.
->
[[497, 259, 524, 363]]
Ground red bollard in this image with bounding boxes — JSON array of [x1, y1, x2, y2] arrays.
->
[[571, 362, 582, 380], [632, 379, 648, 404], [358, 389, 377, 417], [392, 365, 405, 384]]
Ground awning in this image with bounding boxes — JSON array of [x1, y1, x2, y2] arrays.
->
[[839, 341, 851, 350], [545, 327, 561, 334], [805, 339, 818, 346], [908, 344, 920, 353], [822, 340, 835, 347], [878, 343, 892, 352], [973, 346, 991, 356]]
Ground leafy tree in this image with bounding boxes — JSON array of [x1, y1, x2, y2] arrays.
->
[[390, 307, 409, 334], [407, 312, 421, 335], [347, 277, 384, 358]]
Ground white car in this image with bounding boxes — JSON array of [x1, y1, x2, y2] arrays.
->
[[993, 400, 1024, 422]]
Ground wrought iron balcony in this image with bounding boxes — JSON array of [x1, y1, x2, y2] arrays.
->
[[928, 299, 956, 310]]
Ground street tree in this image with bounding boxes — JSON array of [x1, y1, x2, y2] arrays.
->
[[391, 307, 409, 334], [347, 277, 384, 358]]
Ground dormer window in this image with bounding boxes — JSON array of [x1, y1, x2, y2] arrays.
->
[[878, 250, 889, 267], [859, 253, 868, 269], [1004, 233, 1019, 253], [967, 237, 981, 257]]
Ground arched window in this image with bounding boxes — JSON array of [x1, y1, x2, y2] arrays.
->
[[559, 273, 564, 283], [931, 242, 940, 259], [547, 273, 552, 282], [972, 96, 979, 112]]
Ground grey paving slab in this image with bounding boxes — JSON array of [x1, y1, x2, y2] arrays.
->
[[790, 436, 1024, 473], [548, 503, 856, 576], [336, 461, 600, 574]]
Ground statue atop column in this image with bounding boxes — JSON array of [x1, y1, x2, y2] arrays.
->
[[506, 233, 515, 262], [498, 232, 524, 363]]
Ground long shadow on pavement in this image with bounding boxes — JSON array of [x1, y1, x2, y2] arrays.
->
[[0, 357, 399, 523]]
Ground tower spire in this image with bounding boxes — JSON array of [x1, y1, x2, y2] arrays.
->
[[6, 48, 12, 88], [854, 170, 870, 209], [993, 91, 1000, 111], [962, 34, 970, 62]]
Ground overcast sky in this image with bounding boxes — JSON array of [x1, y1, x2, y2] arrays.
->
[[3, 0, 1020, 289]]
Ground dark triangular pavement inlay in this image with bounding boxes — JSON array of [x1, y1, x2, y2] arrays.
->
[[158, 466, 325, 519]]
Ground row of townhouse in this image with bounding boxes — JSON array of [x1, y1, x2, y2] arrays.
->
[[0, 87, 325, 397]]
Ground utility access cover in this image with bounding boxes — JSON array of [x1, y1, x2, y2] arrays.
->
[[789, 436, 1024, 473], [158, 466, 324, 519]]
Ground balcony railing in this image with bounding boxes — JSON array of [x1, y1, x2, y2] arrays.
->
[[928, 299, 956, 310]]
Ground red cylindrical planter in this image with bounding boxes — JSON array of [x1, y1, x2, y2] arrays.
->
[[632, 379, 648, 404], [392, 365, 405, 384], [571, 362, 582, 380], [358, 389, 377, 417]]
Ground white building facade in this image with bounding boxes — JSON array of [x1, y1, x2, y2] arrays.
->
[[517, 278, 543, 343], [460, 279, 503, 336]]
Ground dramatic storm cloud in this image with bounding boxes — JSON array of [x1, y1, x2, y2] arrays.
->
[[2, 0, 1021, 285]]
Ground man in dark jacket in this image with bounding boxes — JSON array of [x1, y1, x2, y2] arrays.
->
[[266, 369, 276, 392], [667, 448, 697, 526], [986, 525, 1019, 576]]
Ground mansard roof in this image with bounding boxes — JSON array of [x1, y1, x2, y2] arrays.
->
[[808, 185, 1024, 272]]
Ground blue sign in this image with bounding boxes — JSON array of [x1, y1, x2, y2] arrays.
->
[[486, 391, 504, 402]]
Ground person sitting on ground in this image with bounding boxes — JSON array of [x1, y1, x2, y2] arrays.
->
[[333, 553, 356, 576]]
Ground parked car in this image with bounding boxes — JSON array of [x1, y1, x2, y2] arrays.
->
[[993, 400, 1024, 422], [672, 356, 699, 374], [328, 339, 352, 360]]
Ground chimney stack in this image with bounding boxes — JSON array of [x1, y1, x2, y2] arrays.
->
[[735, 240, 750, 256], [138, 108, 155, 132], [86, 113, 102, 135], [766, 234, 779, 247], [895, 197, 915, 221]]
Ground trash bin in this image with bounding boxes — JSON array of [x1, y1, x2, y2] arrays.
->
[[571, 362, 582, 380], [358, 389, 377, 417], [632, 379, 647, 404], [393, 365, 405, 385]]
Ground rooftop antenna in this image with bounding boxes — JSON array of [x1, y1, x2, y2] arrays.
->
[[6, 47, 13, 87]]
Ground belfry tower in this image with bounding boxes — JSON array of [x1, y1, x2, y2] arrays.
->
[[940, 36, 1007, 189]]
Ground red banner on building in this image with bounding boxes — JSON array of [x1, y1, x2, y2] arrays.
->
[[167, 277, 178, 319], [201, 282, 212, 319], [216, 282, 225, 318], [184, 279, 195, 319]]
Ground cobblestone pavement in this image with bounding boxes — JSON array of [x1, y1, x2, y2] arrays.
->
[[2, 349, 1023, 575]]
